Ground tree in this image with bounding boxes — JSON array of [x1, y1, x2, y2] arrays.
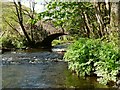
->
[[23, 1, 37, 41], [38, 1, 100, 38], [1, 1, 39, 48], [38, 0, 118, 39], [2, 0, 38, 47], [93, 1, 111, 37], [13, 0, 32, 44]]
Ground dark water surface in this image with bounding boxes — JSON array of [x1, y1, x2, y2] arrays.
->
[[1, 48, 109, 88]]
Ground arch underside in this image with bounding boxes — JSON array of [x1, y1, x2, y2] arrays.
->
[[40, 33, 67, 47]]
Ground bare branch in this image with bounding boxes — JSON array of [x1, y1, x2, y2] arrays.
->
[[18, 1, 23, 22], [1, 31, 5, 37], [22, 9, 33, 18], [23, 12, 33, 18], [14, 1, 21, 22], [12, 10, 18, 16], [22, 8, 30, 15], [9, 16, 19, 23], [44, 0, 48, 4], [3, 17, 22, 36]]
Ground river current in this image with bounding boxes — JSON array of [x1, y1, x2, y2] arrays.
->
[[1, 47, 109, 89]]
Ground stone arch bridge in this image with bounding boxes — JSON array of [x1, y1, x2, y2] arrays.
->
[[22, 21, 68, 47]]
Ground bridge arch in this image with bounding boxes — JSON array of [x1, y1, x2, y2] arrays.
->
[[40, 33, 67, 48]]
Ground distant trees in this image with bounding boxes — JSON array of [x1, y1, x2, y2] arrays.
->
[[2, 0, 119, 48], [38, 1, 119, 39], [1, 1, 37, 48], [2, 0, 39, 48], [2, 2, 21, 36]]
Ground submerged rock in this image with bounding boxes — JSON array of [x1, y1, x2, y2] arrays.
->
[[2, 50, 63, 65]]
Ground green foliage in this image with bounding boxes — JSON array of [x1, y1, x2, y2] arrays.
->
[[64, 38, 120, 85], [1, 2, 35, 49], [1, 34, 27, 49], [1, 36, 14, 48], [2, 2, 29, 31], [52, 40, 61, 46], [52, 39, 68, 46], [11, 36, 27, 49], [27, 18, 38, 25], [38, 1, 113, 38], [52, 36, 75, 46], [38, 2, 96, 37]]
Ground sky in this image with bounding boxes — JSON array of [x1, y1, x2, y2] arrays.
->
[[21, 0, 49, 13], [4, 0, 51, 13]]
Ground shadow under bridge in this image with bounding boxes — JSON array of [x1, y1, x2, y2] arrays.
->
[[36, 33, 68, 48]]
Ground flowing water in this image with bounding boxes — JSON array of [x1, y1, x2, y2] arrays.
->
[[1, 46, 110, 89]]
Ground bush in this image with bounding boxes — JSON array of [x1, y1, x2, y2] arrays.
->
[[11, 36, 27, 49], [1, 35, 27, 49], [1, 36, 15, 48], [52, 40, 61, 46], [64, 38, 120, 85]]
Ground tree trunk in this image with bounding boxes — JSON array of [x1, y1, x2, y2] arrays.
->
[[14, 1, 32, 44], [82, 12, 91, 38], [110, 2, 119, 33], [94, 1, 111, 38]]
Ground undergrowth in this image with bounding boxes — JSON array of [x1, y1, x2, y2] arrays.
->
[[64, 38, 120, 85]]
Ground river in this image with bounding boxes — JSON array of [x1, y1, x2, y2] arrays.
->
[[1, 46, 110, 89]]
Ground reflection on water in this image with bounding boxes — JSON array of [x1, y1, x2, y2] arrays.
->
[[2, 63, 68, 88], [2, 48, 109, 88]]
